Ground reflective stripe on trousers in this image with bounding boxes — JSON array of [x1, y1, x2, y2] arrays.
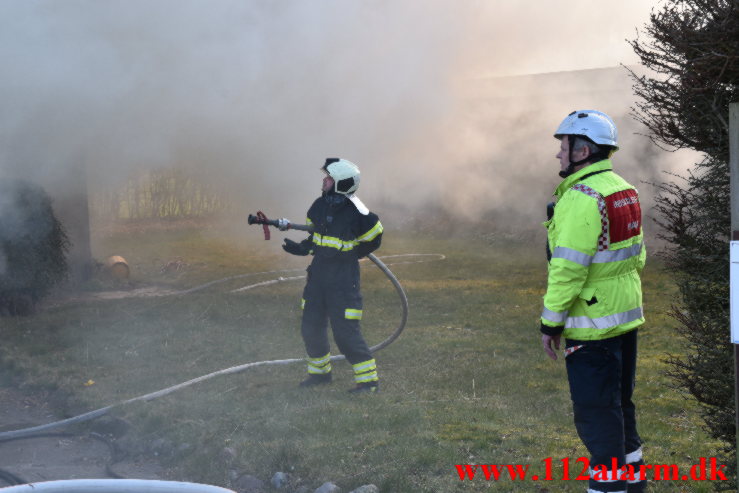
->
[[307, 353, 332, 374], [352, 358, 378, 383], [345, 308, 362, 320]]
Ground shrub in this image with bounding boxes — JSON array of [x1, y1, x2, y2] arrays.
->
[[0, 179, 69, 315]]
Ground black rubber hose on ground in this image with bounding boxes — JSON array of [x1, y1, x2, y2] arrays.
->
[[0, 253, 409, 443]]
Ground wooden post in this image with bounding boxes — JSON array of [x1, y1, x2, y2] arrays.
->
[[730, 102, 739, 477]]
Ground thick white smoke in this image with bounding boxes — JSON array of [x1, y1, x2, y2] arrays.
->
[[0, 0, 689, 232]]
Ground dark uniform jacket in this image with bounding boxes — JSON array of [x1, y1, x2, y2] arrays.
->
[[294, 193, 383, 265]]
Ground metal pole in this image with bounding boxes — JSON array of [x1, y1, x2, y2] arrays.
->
[[729, 102, 739, 477]]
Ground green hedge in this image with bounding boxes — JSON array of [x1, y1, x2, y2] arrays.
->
[[0, 180, 69, 315]]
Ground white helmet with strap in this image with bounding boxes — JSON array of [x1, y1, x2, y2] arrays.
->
[[322, 158, 369, 215], [554, 110, 618, 177], [322, 158, 360, 195], [554, 110, 618, 148]]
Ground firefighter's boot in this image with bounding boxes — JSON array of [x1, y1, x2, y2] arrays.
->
[[299, 373, 332, 388], [348, 381, 379, 394]]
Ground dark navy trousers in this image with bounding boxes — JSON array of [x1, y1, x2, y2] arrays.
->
[[565, 329, 645, 492], [301, 259, 372, 365]]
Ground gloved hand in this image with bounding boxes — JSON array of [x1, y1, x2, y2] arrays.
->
[[282, 238, 309, 256]]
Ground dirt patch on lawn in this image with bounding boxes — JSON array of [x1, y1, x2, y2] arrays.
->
[[47, 286, 181, 305], [0, 385, 168, 486]]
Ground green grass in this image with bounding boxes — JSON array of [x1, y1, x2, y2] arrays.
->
[[0, 222, 726, 492]]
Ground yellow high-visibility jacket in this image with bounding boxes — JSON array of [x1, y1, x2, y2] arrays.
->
[[541, 160, 646, 340]]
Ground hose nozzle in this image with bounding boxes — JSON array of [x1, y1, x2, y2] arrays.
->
[[248, 211, 313, 240]]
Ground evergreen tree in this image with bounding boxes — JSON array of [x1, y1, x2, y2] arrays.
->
[[0, 180, 69, 315], [628, 0, 738, 487]]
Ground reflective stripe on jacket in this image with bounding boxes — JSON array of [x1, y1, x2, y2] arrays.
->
[[305, 193, 382, 261], [541, 160, 646, 340]]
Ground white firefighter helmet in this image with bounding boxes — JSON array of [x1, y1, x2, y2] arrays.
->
[[322, 158, 361, 195], [554, 110, 619, 150]]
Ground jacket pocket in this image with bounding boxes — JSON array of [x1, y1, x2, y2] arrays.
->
[[578, 287, 597, 305], [577, 286, 612, 329]]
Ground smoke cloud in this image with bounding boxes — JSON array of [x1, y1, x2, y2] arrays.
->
[[0, 0, 695, 235]]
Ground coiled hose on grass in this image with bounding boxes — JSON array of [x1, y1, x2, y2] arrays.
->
[[0, 253, 426, 443]]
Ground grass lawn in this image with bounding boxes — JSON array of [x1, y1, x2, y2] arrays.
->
[[0, 221, 725, 492]]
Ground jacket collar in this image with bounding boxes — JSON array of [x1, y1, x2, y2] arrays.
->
[[322, 191, 349, 208], [554, 159, 612, 197]]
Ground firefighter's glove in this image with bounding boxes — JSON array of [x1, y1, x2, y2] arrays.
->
[[282, 238, 309, 256]]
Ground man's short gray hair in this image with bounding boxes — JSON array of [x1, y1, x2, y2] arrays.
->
[[572, 136, 601, 155]]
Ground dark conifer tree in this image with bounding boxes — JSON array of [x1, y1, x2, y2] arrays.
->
[[628, 1, 738, 486]]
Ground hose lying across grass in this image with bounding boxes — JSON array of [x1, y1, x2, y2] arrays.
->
[[0, 253, 444, 443]]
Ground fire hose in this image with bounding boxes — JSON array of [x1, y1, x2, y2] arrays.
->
[[0, 212, 413, 443], [245, 211, 410, 353]]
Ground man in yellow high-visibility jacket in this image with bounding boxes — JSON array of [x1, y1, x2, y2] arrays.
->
[[541, 110, 646, 493]]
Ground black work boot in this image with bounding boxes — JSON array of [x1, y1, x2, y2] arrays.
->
[[348, 381, 379, 394], [299, 373, 332, 388]]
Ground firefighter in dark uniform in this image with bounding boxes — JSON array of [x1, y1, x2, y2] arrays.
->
[[282, 158, 383, 393]]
